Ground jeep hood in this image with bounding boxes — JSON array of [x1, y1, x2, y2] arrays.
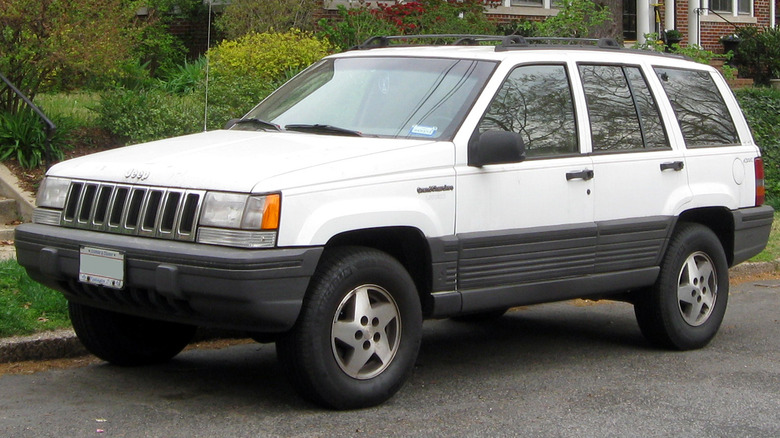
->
[[45, 130, 446, 193]]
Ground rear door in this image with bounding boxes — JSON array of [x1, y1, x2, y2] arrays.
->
[[577, 63, 692, 273]]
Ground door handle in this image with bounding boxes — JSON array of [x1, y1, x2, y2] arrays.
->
[[660, 161, 685, 171], [566, 169, 594, 181]]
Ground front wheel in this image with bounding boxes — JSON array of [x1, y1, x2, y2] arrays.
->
[[634, 223, 729, 350], [276, 247, 422, 409], [69, 302, 196, 366]]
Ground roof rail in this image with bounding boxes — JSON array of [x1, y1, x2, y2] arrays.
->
[[352, 34, 501, 50], [351, 34, 623, 52], [496, 36, 622, 51]]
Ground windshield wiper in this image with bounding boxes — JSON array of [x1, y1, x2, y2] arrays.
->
[[229, 118, 282, 131], [285, 124, 362, 137]]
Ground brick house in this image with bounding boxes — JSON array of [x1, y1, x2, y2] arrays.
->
[[324, 0, 778, 52]]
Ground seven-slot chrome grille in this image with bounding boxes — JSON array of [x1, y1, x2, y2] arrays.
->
[[60, 181, 205, 242]]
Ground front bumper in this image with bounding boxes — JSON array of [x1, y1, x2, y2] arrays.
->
[[14, 224, 323, 332]]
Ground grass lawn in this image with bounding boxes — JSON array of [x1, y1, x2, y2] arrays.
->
[[35, 91, 100, 128], [0, 259, 70, 337]]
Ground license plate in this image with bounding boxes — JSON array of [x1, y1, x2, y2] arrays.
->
[[79, 246, 125, 289]]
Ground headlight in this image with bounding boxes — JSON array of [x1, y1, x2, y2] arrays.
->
[[36, 177, 71, 209], [199, 192, 280, 230], [197, 192, 281, 248]]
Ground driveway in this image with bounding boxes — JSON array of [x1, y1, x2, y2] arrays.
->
[[1, 279, 778, 437]]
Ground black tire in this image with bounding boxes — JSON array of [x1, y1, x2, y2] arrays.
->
[[69, 302, 196, 366], [634, 223, 729, 350], [451, 308, 509, 322], [276, 246, 422, 409]]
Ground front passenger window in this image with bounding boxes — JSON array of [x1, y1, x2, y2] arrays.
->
[[479, 65, 578, 158]]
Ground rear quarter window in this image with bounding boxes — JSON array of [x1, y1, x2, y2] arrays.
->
[[653, 67, 739, 147]]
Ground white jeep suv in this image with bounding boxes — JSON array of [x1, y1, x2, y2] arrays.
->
[[16, 35, 773, 409]]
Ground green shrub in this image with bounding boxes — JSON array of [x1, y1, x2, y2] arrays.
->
[[215, 0, 320, 39], [735, 87, 780, 204], [208, 30, 331, 84], [0, 109, 73, 169], [200, 30, 331, 127], [732, 27, 780, 86], [133, 22, 188, 78], [159, 56, 207, 95], [317, 4, 400, 51], [512, 0, 613, 38], [318, 1, 498, 52], [97, 87, 203, 144]]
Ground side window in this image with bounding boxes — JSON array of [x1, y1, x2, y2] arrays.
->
[[579, 64, 670, 152], [479, 64, 577, 158], [654, 67, 739, 147]]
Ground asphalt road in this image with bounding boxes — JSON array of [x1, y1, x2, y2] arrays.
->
[[1, 280, 778, 438]]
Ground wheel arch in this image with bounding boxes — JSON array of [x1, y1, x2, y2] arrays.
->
[[677, 207, 735, 266], [322, 226, 434, 313]]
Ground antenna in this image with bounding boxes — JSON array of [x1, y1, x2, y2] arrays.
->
[[203, 0, 213, 131]]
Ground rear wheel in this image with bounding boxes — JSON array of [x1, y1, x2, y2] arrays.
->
[[69, 302, 196, 366], [634, 223, 729, 350], [276, 247, 422, 409]]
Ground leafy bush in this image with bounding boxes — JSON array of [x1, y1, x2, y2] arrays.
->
[[201, 30, 331, 124], [133, 22, 188, 78], [317, 4, 400, 51], [732, 27, 780, 85], [215, 0, 320, 39], [318, 1, 498, 52], [632, 33, 735, 78], [735, 88, 780, 204], [208, 30, 331, 84], [159, 56, 207, 95], [512, 0, 613, 38], [97, 88, 203, 144], [0, 109, 73, 168]]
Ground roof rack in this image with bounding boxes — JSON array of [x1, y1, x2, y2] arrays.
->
[[351, 34, 623, 51]]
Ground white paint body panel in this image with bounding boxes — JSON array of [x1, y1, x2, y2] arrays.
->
[[43, 45, 763, 249]]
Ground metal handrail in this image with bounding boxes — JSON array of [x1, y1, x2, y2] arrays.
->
[[0, 71, 57, 168], [695, 7, 741, 33]]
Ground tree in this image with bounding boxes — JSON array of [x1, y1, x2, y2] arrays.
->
[[215, 0, 321, 39], [0, 0, 138, 113]]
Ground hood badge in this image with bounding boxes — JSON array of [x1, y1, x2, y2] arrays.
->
[[125, 169, 150, 181]]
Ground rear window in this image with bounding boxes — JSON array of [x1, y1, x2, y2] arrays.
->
[[654, 67, 739, 147]]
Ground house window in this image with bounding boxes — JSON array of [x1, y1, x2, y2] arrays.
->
[[710, 0, 752, 14], [510, 0, 544, 6]]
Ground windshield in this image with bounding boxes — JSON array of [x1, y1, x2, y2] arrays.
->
[[242, 56, 496, 140]]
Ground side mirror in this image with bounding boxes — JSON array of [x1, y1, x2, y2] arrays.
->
[[468, 130, 526, 167], [224, 118, 240, 129]]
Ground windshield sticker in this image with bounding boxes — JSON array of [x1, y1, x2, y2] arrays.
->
[[410, 125, 438, 137]]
